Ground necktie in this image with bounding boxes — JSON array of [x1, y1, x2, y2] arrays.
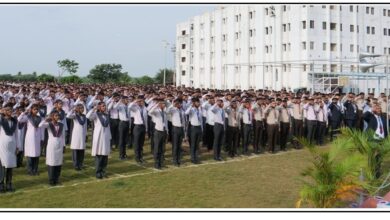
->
[[379, 116, 384, 134], [221, 109, 225, 124], [125, 106, 129, 120], [160, 110, 165, 130], [179, 109, 184, 126], [248, 109, 251, 123]]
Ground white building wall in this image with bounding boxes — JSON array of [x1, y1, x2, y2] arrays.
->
[[176, 4, 390, 95]]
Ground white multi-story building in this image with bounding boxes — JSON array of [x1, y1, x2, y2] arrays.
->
[[176, 4, 390, 94]]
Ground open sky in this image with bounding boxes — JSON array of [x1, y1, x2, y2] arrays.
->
[[0, 5, 215, 77]]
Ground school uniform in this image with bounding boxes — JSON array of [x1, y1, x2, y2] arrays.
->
[[185, 106, 203, 163], [304, 104, 318, 145], [128, 103, 148, 163], [0, 116, 19, 192], [315, 106, 328, 146], [252, 103, 265, 153], [166, 105, 186, 166], [39, 121, 65, 185], [66, 111, 87, 170], [202, 102, 214, 151], [86, 110, 111, 179], [289, 103, 304, 148], [211, 104, 226, 161], [16, 120, 26, 168], [17, 113, 43, 175], [117, 103, 130, 159], [278, 106, 290, 151], [264, 106, 280, 153], [148, 106, 168, 169], [239, 106, 253, 155], [225, 106, 240, 157]]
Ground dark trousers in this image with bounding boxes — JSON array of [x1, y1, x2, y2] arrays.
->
[[202, 117, 207, 145], [254, 120, 265, 153], [128, 118, 135, 149], [47, 165, 62, 184], [66, 118, 72, 145], [316, 121, 327, 146], [242, 124, 252, 154], [190, 125, 202, 163], [279, 122, 290, 150], [205, 124, 214, 150], [226, 126, 240, 157], [213, 124, 225, 160], [344, 119, 356, 129], [267, 124, 278, 152], [330, 120, 341, 141], [72, 149, 85, 169], [0, 160, 13, 189], [133, 124, 146, 162], [110, 118, 120, 148], [118, 121, 129, 158], [26, 156, 39, 174], [149, 121, 155, 154], [168, 121, 173, 143], [95, 155, 108, 177], [153, 130, 166, 168], [306, 120, 317, 145], [172, 126, 184, 165], [17, 151, 24, 168], [293, 119, 303, 148], [356, 110, 363, 130]]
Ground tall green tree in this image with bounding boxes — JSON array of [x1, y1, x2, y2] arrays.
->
[[154, 68, 174, 84], [57, 59, 79, 76], [87, 63, 128, 83], [134, 75, 155, 85]]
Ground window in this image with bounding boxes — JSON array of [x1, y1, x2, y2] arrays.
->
[[288, 23, 291, 31], [388, 10, 390, 17], [350, 25, 354, 32], [222, 18, 227, 24], [385, 47, 387, 55], [310, 41, 314, 50], [181, 44, 186, 49], [249, 11, 253, 19], [372, 46, 375, 53], [384, 28, 388, 36], [384, 9, 387, 16], [340, 43, 343, 51], [331, 64, 337, 72], [350, 5, 353, 12], [283, 64, 287, 72], [323, 22, 326, 30], [283, 5, 287, 11], [323, 64, 327, 72], [235, 15, 239, 22], [302, 41, 307, 50], [322, 5, 326, 9], [265, 46, 269, 53], [388, 29, 390, 36], [283, 24, 287, 32], [265, 8, 268, 15], [367, 46, 370, 52], [331, 43, 337, 51], [366, 7, 369, 14], [288, 43, 291, 51], [350, 44, 354, 52], [371, 7, 374, 15], [181, 30, 186, 35], [357, 25, 359, 33], [323, 42, 326, 51], [235, 32, 239, 39], [181, 71, 186, 76], [181, 57, 186, 62], [330, 23, 336, 30], [265, 27, 269, 35], [367, 26, 370, 34], [310, 20, 314, 29], [302, 21, 306, 29], [249, 29, 253, 37], [330, 5, 335, 10], [303, 64, 307, 72], [372, 27, 375, 34], [222, 34, 226, 41], [282, 44, 287, 51], [340, 24, 343, 31]]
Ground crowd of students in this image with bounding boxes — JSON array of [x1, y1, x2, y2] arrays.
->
[[0, 82, 388, 192]]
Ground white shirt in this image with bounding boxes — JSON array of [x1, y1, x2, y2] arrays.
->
[[304, 104, 317, 121], [148, 106, 168, 132], [185, 107, 202, 127], [210, 104, 225, 126], [128, 102, 148, 131], [239, 106, 253, 125], [117, 103, 130, 122], [107, 100, 119, 119], [167, 106, 185, 127]]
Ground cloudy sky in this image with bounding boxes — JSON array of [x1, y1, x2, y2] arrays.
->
[[0, 5, 214, 77]]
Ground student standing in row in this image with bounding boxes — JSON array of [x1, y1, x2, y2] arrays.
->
[[185, 98, 203, 164], [39, 112, 65, 186], [148, 99, 168, 169], [66, 104, 87, 170], [166, 98, 186, 166], [0, 105, 19, 192], [86, 102, 111, 179]]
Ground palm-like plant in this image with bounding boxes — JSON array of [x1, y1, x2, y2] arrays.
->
[[336, 128, 390, 195], [296, 137, 364, 208]]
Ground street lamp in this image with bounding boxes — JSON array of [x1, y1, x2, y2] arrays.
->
[[162, 40, 170, 86]]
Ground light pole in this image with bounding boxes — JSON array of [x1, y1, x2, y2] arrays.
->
[[171, 44, 176, 86], [162, 40, 170, 86]]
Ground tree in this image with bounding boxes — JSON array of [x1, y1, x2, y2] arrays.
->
[[37, 73, 56, 82], [134, 75, 155, 85], [60, 75, 82, 84], [154, 68, 174, 84], [87, 63, 128, 83], [57, 59, 79, 76]]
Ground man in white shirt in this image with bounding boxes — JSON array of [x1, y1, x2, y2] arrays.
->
[[128, 96, 148, 164], [148, 99, 168, 170], [239, 99, 253, 155], [210, 98, 225, 161], [117, 96, 130, 160], [304, 98, 317, 145], [225, 99, 240, 157], [166, 98, 186, 166], [202, 97, 215, 151], [107, 93, 120, 150], [185, 97, 203, 164]]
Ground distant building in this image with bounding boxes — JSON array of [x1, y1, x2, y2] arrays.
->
[[176, 4, 390, 94]]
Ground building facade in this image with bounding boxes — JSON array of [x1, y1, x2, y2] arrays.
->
[[175, 4, 390, 94]]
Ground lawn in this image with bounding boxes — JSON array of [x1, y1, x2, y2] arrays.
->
[[0, 135, 318, 208]]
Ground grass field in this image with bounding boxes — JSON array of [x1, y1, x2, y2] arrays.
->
[[0, 134, 322, 208]]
